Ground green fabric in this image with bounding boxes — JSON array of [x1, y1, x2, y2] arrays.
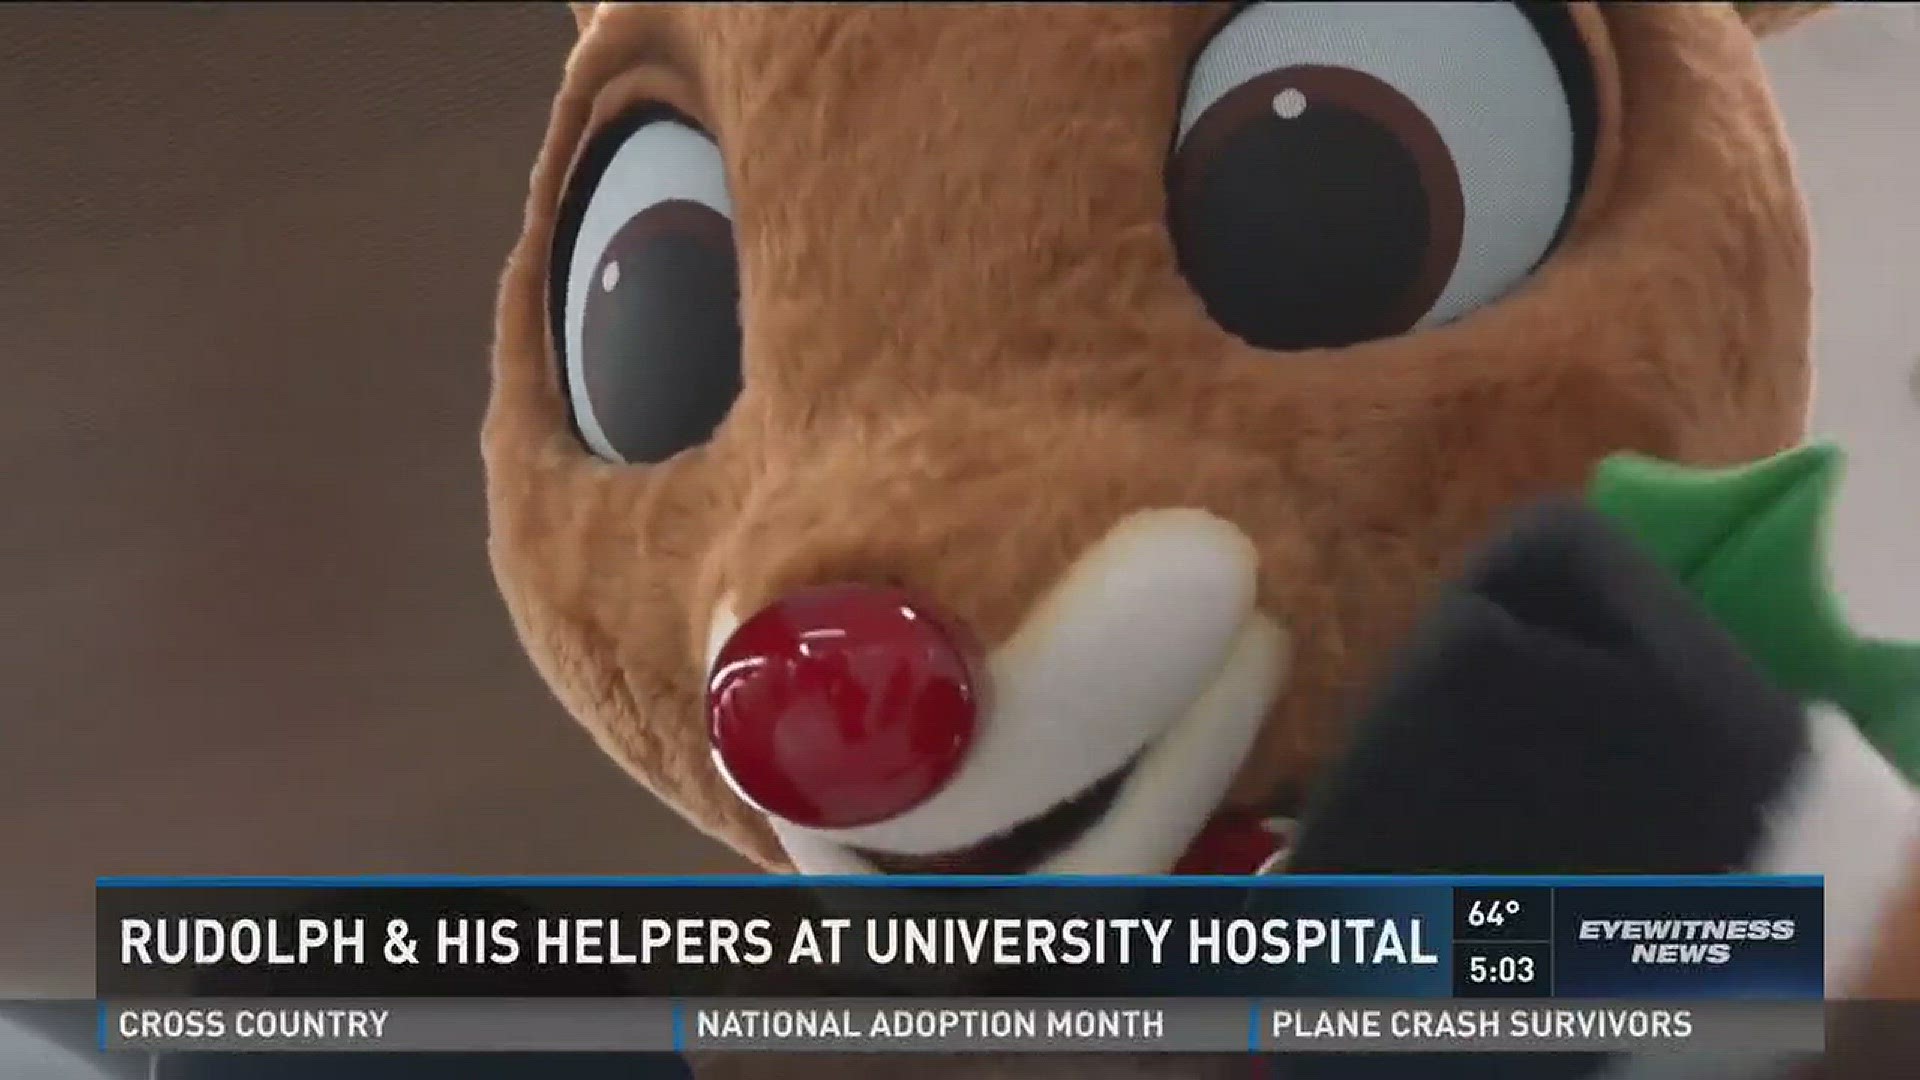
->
[[1588, 442, 1920, 783]]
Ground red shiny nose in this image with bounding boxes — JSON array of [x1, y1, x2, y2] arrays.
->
[[706, 584, 981, 829]]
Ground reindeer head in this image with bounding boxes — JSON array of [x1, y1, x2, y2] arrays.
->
[[485, 3, 1829, 875]]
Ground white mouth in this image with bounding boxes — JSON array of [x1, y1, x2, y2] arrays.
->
[[703, 509, 1288, 875], [778, 614, 1284, 875]]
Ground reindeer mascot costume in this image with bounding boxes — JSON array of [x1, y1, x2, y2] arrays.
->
[[486, 4, 1919, 1076]]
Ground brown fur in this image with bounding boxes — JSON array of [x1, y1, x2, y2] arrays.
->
[[485, 4, 1916, 1066], [489, 0, 1813, 861]]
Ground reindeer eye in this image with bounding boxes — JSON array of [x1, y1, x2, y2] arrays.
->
[[549, 108, 741, 464], [1168, 2, 1597, 352]]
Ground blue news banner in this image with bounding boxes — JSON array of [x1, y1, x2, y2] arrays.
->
[[94, 875, 1825, 1054]]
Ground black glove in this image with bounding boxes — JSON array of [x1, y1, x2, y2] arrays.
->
[[1290, 499, 1807, 876]]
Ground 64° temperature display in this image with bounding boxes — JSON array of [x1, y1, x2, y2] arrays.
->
[[1466, 899, 1523, 929], [1452, 887, 1552, 942]]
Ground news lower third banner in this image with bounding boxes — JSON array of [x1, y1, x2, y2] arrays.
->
[[96, 875, 1825, 1054]]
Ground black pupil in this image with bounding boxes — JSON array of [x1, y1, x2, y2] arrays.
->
[[577, 199, 741, 463], [1173, 85, 1439, 352]]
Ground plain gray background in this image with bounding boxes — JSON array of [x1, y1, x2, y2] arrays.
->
[[0, 0, 745, 1004]]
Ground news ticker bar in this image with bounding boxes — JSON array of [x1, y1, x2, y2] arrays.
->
[[95, 875, 1826, 1000], [100, 997, 1823, 1054]]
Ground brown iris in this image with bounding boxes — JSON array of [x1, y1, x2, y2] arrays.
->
[[1169, 65, 1465, 352]]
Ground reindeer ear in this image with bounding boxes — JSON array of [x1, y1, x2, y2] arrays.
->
[[1735, 2, 1832, 36], [571, 3, 597, 33]]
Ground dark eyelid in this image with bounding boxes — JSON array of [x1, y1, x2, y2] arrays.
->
[[1215, 1, 1257, 31], [1515, 2, 1602, 247]]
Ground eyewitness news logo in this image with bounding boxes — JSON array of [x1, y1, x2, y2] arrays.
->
[[1555, 886, 1822, 998], [1578, 917, 1802, 966]]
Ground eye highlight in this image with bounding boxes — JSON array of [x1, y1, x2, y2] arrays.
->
[[549, 107, 743, 465], [1168, 2, 1598, 353]]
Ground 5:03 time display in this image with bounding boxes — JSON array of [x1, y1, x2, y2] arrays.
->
[[1468, 953, 1537, 985]]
